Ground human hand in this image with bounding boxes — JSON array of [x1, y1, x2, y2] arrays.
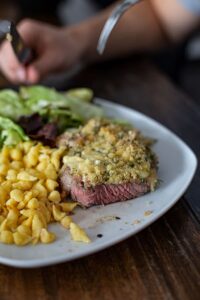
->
[[0, 19, 88, 84]]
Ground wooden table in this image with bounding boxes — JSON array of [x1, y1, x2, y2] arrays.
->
[[0, 58, 200, 300]]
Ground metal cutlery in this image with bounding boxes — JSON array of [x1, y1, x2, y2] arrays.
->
[[0, 20, 33, 65], [97, 0, 141, 55]]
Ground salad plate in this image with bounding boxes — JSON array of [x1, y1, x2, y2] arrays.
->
[[0, 98, 197, 268]]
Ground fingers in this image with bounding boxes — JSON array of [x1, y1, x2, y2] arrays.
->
[[0, 18, 76, 84], [0, 19, 37, 84], [26, 51, 63, 84], [0, 19, 44, 84], [17, 19, 58, 83], [0, 41, 27, 83]]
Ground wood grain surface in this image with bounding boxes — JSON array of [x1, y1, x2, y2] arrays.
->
[[0, 58, 200, 300]]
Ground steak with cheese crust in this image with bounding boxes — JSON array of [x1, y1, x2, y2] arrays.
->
[[57, 118, 158, 207]]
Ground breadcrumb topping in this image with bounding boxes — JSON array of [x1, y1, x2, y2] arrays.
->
[[58, 118, 158, 188]]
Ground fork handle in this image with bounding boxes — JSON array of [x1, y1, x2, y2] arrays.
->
[[18, 47, 35, 65], [97, 0, 141, 55]]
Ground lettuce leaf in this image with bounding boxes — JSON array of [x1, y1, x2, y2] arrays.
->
[[20, 86, 67, 110], [47, 109, 82, 133], [0, 116, 29, 148], [20, 86, 103, 128], [0, 90, 30, 120], [0, 86, 104, 136], [66, 88, 94, 102], [64, 96, 103, 120]]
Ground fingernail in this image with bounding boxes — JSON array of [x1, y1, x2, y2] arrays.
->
[[27, 66, 39, 84], [16, 68, 26, 82]]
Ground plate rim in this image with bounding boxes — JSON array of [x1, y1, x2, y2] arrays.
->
[[0, 98, 197, 268]]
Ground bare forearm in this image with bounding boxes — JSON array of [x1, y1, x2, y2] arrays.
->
[[70, 0, 200, 63], [1, 0, 200, 84], [74, 0, 166, 62]]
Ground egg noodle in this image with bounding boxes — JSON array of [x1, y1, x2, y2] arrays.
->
[[0, 141, 90, 246]]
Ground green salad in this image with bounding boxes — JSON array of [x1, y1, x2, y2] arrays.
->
[[0, 86, 103, 148], [0, 116, 29, 148]]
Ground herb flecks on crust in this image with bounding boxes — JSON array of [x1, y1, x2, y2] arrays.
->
[[57, 118, 158, 190]]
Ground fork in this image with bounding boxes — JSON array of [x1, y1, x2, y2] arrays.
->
[[97, 0, 141, 55], [0, 20, 33, 64]]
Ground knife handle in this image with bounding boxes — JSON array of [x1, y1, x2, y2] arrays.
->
[[18, 47, 35, 65]]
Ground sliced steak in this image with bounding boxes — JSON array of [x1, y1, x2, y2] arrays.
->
[[60, 167, 150, 207], [58, 118, 158, 207]]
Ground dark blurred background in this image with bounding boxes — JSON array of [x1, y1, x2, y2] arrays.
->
[[0, 0, 200, 104]]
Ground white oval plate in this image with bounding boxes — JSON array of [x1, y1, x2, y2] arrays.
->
[[0, 99, 197, 268]]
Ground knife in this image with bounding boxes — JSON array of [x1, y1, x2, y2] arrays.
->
[[0, 20, 33, 65]]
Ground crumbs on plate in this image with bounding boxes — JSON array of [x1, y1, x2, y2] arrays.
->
[[144, 210, 153, 216], [132, 219, 141, 225], [96, 215, 121, 223]]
